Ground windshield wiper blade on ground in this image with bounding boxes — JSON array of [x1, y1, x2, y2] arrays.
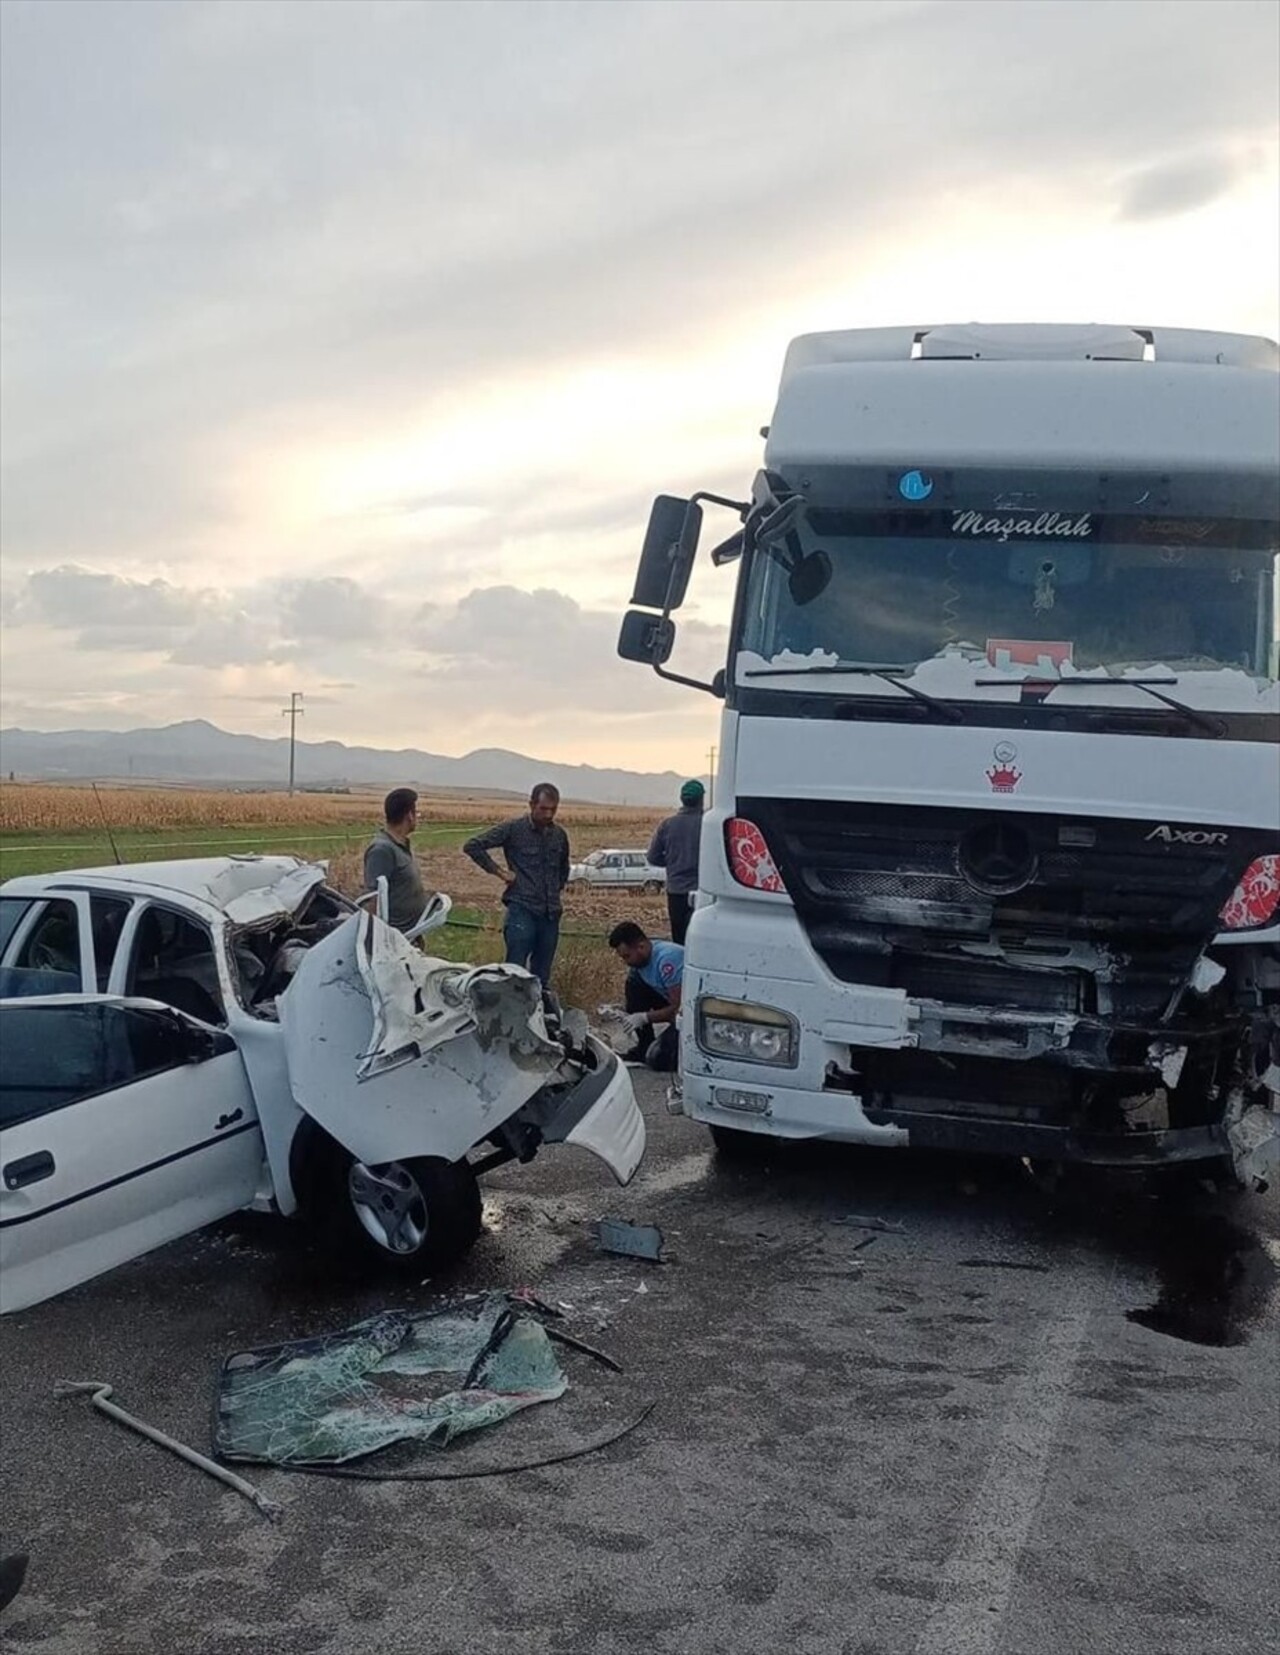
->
[[745, 663, 965, 722], [972, 674, 1225, 737]]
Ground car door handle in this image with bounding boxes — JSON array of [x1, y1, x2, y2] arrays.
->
[[4, 1151, 56, 1190], [214, 1108, 245, 1131]]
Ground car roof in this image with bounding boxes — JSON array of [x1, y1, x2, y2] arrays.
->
[[1, 855, 310, 913]]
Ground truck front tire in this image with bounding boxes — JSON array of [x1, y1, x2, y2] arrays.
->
[[710, 1124, 779, 1162]]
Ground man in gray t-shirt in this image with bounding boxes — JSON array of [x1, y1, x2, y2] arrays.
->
[[363, 787, 428, 933]]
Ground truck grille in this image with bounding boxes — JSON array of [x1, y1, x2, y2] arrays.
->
[[738, 797, 1270, 1016]]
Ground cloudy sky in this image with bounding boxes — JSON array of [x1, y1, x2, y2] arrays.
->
[[2, 0, 1277, 773]]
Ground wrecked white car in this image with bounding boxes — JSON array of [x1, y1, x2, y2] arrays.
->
[[0, 857, 645, 1314]]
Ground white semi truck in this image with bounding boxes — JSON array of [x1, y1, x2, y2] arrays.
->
[[618, 323, 1280, 1187]]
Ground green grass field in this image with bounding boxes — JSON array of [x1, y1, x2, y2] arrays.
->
[[0, 820, 482, 880]]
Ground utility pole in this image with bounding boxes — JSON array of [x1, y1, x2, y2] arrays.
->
[[282, 692, 304, 794], [707, 745, 717, 810]]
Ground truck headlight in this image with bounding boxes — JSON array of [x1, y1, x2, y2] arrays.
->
[[696, 996, 799, 1068]]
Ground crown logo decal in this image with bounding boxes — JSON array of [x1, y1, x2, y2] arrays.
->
[[986, 763, 1021, 793]]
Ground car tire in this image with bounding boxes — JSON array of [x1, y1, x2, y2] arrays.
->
[[710, 1124, 778, 1161], [643, 880, 663, 895], [301, 1132, 482, 1275]]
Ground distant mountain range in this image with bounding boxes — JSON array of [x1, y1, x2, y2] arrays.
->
[[0, 720, 699, 807]]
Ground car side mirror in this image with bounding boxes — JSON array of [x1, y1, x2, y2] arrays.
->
[[617, 609, 676, 665], [631, 495, 703, 612]]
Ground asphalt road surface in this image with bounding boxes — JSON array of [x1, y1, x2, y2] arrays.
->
[[2, 1075, 1276, 1655]]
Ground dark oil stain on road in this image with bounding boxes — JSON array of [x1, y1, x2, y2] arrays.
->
[[1125, 1207, 1276, 1348]]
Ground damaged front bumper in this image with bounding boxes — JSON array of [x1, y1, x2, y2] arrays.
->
[[682, 961, 1279, 1183], [856, 1094, 1280, 1184], [516, 1035, 646, 1185]]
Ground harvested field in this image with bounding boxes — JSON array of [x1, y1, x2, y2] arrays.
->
[[0, 780, 675, 1007], [330, 823, 671, 1009], [0, 782, 664, 875]]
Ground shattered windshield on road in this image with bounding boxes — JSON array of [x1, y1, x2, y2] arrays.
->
[[736, 505, 1279, 703], [214, 1295, 566, 1466]]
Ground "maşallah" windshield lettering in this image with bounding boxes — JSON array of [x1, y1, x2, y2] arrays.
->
[[952, 510, 1093, 544]]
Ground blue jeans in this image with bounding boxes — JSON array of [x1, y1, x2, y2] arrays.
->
[[503, 903, 560, 987]]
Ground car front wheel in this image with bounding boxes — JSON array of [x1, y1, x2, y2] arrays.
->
[[302, 1134, 482, 1275]]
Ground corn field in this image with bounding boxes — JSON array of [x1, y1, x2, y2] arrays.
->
[[0, 784, 368, 833], [0, 782, 664, 834]]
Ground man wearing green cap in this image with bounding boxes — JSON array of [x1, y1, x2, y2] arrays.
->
[[647, 779, 705, 945]]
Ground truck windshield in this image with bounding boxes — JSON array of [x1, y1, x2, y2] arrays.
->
[[738, 508, 1279, 685]]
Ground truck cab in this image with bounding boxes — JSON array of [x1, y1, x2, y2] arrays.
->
[[618, 323, 1280, 1187]]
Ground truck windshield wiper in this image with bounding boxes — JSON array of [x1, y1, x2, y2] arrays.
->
[[744, 662, 965, 722], [972, 673, 1225, 738]]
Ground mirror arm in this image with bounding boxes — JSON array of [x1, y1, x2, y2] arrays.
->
[[690, 491, 750, 514], [652, 661, 724, 698]]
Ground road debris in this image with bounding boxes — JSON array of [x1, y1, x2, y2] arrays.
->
[[1226, 1101, 1280, 1192], [506, 1288, 624, 1370], [595, 1003, 641, 1058], [830, 1214, 906, 1234], [508, 1287, 566, 1319], [597, 1217, 665, 1261], [214, 1295, 566, 1468], [542, 1324, 624, 1374], [958, 1258, 1051, 1273], [54, 1380, 281, 1520], [275, 1401, 658, 1485]]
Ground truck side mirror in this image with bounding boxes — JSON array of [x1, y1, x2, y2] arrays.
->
[[788, 549, 832, 607], [617, 609, 676, 665], [631, 495, 703, 612]]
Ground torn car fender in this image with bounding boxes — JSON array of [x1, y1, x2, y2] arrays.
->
[[522, 1036, 646, 1185], [276, 914, 627, 1172]]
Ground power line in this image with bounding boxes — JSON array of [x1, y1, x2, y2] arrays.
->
[[281, 692, 304, 794]]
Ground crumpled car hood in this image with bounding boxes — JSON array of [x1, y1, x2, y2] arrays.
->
[[355, 913, 564, 1077], [278, 912, 584, 1167]]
